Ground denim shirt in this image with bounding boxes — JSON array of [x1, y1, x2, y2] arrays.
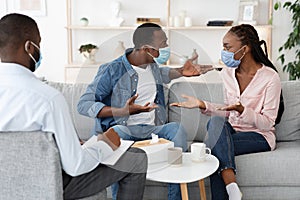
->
[[77, 49, 171, 134]]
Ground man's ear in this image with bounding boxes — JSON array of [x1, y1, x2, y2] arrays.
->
[[141, 45, 150, 52], [24, 40, 34, 54]]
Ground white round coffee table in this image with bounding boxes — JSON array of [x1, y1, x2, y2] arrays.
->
[[146, 153, 219, 200]]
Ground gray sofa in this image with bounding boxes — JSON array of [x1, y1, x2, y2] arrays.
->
[[1, 80, 299, 200], [144, 80, 300, 200]]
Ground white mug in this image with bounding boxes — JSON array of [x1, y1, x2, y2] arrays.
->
[[168, 147, 182, 165], [191, 143, 211, 162]]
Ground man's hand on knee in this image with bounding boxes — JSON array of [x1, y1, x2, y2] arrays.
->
[[98, 128, 121, 150]]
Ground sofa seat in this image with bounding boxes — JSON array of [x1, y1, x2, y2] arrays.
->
[[236, 141, 300, 187]]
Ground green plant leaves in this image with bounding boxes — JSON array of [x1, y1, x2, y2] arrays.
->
[[274, 1, 281, 10], [274, 0, 300, 80], [79, 44, 98, 53]]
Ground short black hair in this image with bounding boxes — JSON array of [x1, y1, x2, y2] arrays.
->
[[132, 23, 162, 49], [0, 13, 39, 50]]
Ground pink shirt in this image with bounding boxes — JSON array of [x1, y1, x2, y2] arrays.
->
[[202, 65, 281, 150]]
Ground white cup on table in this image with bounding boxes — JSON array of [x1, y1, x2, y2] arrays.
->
[[191, 142, 211, 162]]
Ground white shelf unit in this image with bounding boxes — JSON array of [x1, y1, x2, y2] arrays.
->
[[65, 0, 273, 83]]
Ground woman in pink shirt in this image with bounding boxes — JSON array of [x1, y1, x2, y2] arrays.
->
[[171, 24, 284, 200]]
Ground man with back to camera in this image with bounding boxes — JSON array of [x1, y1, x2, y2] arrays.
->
[[77, 22, 213, 200], [0, 13, 147, 200]]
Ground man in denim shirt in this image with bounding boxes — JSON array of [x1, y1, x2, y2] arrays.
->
[[77, 23, 212, 200]]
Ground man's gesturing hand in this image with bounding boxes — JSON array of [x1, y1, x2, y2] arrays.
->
[[123, 94, 158, 115]]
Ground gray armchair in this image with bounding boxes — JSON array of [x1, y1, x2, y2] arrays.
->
[[0, 131, 106, 200]]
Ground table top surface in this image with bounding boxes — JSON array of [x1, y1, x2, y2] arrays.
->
[[146, 153, 219, 183]]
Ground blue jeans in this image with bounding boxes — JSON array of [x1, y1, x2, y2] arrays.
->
[[205, 116, 271, 200], [111, 122, 187, 200]]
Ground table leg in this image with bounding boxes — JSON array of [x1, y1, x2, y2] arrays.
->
[[180, 183, 189, 200], [199, 179, 207, 200]]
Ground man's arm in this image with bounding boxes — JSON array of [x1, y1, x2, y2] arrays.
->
[[45, 94, 114, 176], [169, 63, 213, 80], [168, 54, 213, 80], [78, 66, 157, 119], [97, 94, 157, 118], [77, 66, 112, 118]]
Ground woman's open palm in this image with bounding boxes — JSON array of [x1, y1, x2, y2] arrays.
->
[[170, 94, 203, 109]]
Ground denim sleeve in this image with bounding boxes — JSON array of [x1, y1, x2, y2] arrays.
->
[[77, 66, 112, 118], [159, 67, 171, 84]]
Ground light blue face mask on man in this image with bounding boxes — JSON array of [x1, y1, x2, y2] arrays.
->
[[147, 46, 170, 65], [25, 41, 42, 71], [221, 46, 246, 68], [154, 46, 170, 64]]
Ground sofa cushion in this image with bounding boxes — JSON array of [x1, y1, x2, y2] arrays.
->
[[236, 141, 300, 187], [47, 82, 94, 140], [275, 81, 300, 141]]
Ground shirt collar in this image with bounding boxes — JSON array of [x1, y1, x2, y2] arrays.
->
[[0, 62, 36, 78], [122, 48, 158, 77], [122, 48, 136, 76]]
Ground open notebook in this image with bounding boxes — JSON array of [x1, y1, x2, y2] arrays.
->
[[83, 135, 134, 166], [102, 140, 134, 165]]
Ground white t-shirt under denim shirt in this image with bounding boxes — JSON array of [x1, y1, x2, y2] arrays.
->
[[127, 65, 156, 126], [0, 63, 113, 176]]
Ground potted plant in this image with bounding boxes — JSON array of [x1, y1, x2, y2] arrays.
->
[[80, 17, 89, 26], [274, 0, 300, 80], [79, 44, 98, 64]]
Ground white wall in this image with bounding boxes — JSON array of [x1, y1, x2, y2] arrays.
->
[[272, 0, 294, 80], [0, 0, 294, 82], [0, 0, 67, 82]]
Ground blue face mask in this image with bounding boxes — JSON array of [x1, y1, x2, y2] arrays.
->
[[26, 41, 42, 71], [221, 46, 245, 68], [154, 47, 170, 64], [147, 46, 170, 65], [35, 53, 42, 70]]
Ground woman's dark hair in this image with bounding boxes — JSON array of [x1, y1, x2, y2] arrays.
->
[[229, 24, 284, 124], [132, 22, 162, 49]]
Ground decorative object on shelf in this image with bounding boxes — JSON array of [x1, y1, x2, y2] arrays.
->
[[136, 17, 161, 25], [168, 16, 174, 26], [191, 49, 198, 64], [80, 17, 89, 26], [179, 10, 186, 26], [109, 1, 124, 27], [113, 41, 126, 58], [184, 17, 192, 27], [207, 20, 233, 26], [79, 44, 98, 65], [172, 10, 187, 27], [274, 0, 300, 80], [173, 16, 181, 27], [238, 0, 259, 25]]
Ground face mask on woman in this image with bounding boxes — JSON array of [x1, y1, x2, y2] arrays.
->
[[221, 46, 246, 68], [147, 46, 170, 65]]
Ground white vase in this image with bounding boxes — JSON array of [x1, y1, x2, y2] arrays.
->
[[81, 48, 98, 65], [80, 17, 89, 26], [113, 41, 126, 58]]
